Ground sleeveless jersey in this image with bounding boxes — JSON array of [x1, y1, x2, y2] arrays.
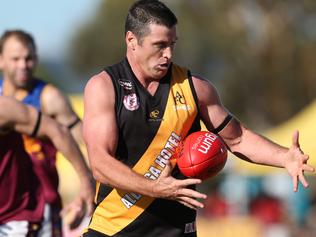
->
[[0, 131, 45, 224], [0, 78, 45, 110], [0, 78, 60, 205], [86, 59, 201, 237]]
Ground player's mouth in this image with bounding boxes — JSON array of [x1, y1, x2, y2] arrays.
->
[[157, 62, 169, 70]]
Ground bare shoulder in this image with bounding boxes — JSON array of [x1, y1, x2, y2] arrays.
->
[[191, 75, 221, 105], [83, 71, 117, 140], [191, 75, 231, 131], [84, 71, 115, 106], [40, 82, 73, 116], [41, 83, 65, 103], [85, 71, 113, 95]]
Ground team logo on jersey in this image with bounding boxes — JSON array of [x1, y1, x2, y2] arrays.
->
[[118, 79, 133, 90], [123, 93, 139, 111], [174, 91, 186, 105], [173, 91, 191, 111], [149, 110, 160, 119], [148, 109, 163, 122]]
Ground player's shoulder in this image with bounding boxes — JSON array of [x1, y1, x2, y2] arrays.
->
[[84, 71, 116, 109], [191, 74, 220, 105], [41, 83, 64, 101], [191, 74, 217, 92], [90, 70, 111, 82], [39, 82, 70, 115], [85, 71, 113, 93]]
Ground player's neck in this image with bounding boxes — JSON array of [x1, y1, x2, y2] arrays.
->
[[126, 54, 159, 95]]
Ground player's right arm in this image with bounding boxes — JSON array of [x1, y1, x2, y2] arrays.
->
[[83, 71, 206, 209]]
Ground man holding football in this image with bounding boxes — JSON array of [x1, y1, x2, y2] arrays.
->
[[82, 0, 314, 236]]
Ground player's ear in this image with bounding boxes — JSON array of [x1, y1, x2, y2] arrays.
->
[[125, 31, 137, 50]]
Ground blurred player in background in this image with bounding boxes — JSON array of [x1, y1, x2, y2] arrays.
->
[[0, 96, 92, 236], [0, 30, 94, 236]]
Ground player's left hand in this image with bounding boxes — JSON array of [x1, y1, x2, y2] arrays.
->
[[61, 177, 95, 230], [61, 196, 85, 229], [79, 175, 96, 216], [284, 130, 314, 192]]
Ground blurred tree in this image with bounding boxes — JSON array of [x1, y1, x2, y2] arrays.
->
[[69, 0, 316, 128], [69, 1, 133, 75], [218, 1, 316, 128]]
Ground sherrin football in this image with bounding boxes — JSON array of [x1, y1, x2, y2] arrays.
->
[[176, 131, 227, 180]]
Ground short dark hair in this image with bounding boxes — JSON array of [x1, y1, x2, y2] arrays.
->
[[125, 0, 177, 42], [0, 30, 36, 54]]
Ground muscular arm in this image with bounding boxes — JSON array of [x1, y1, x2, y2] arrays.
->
[[41, 84, 84, 145], [83, 72, 206, 209], [39, 84, 95, 217], [83, 72, 150, 193], [192, 75, 284, 166], [193, 75, 314, 190]]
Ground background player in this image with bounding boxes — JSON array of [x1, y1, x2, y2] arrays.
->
[[0, 30, 94, 235], [0, 96, 93, 236]]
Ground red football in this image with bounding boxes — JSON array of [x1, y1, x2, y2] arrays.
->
[[176, 131, 227, 180]]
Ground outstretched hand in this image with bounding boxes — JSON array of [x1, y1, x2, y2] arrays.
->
[[152, 161, 207, 210], [284, 130, 314, 192]]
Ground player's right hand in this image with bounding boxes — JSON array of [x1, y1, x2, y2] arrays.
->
[[152, 161, 207, 210]]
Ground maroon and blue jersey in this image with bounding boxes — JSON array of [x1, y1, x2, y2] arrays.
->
[[0, 131, 45, 223], [0, 78, 60, 206]]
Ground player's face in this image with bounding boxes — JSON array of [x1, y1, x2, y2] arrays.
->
[[0, 37, 37, 89], [134, 23, 177, 80]]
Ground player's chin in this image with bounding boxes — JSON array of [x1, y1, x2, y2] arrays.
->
[[153, 67, 168, 78]]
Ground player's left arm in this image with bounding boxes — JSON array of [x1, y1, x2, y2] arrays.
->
[[41, 84, 84, 145], [192, 75, 314, 191]]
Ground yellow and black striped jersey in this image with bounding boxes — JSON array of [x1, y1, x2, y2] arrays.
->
[[84, 58, 201, 237]]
